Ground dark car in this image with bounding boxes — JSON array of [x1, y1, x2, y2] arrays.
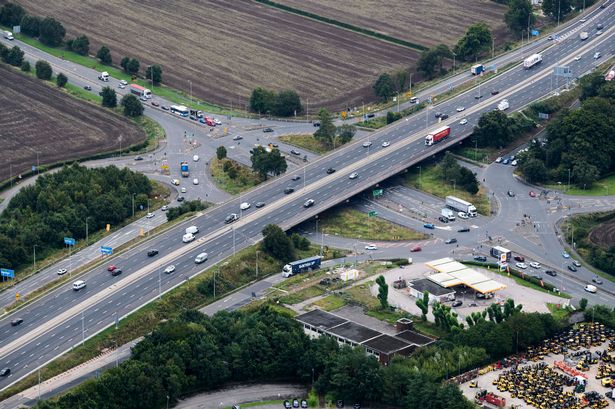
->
[[445, 238, 458, 244], [435, 112, 442, 118], [255, 202, 265, 208], [545, 270, 557, 277], [458, 227, 470, 233], [225, 213, 239, 224], [263, 127, 274, 132], [271, 143, 279, 148], [474, 255, 487, 262], [147, 249, 159, 257], [326, 168, 336, 174], [161, 105, 169, 110], [452, 300, 463, 307], [491, 90, 500, 95], [11, 318, 23, 326], [0, 368, 10, 377], [151, 101, 160, 107], [189, 115, 197, 121], [440, 114, 449, 120], [290, 149, 301, 155], [291, 175, 301, 181], [284, 187, 294, 194], [438, 216, 449, 223], [514, 255, 525, 262], [568, 264, 578, 272], [507, 190, 516, 197], [313, 122, 321, 127], [111, 268, 123, 276], [83, 85, 92, 91], [411, 246, 422, 252], [475, 94, 483, 99], [177, 196, 185, 202]]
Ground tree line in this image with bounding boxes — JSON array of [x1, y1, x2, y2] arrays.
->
[[0, 164, 152, 273], [249, 87, 302, 117]]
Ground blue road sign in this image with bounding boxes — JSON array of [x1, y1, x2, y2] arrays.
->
[[31, 165, 36, 172], [1, 268, 15, 278], [531, 29, 540, 36], [64, 237, 76, 246], [100, 246, 113, 255]]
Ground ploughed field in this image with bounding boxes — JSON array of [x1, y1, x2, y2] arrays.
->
[[16, 0, 420, 110], [275, 0, 509, 48], [0, 65, 145, 182], [589, 219, 615, 249]]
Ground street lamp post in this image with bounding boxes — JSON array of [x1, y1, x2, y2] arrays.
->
[[418, 166, 422, 189], [256, 250, 260, 278], [132, 193, 136, 219], [33, 244, 37, 272], [85, 217, 90, 244]]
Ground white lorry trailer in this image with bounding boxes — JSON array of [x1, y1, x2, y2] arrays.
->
[[445, 196, 477, 217], [523, 53, 542, 69]]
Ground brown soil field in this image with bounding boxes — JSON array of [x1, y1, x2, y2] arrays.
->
[[276, 0, 510, 48], [0, 65, 145, 182], [589, 220, 615, 249], [14, 0, 420, 110]]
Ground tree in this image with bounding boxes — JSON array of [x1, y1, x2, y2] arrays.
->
[[96, 46, 112, 65], [35, 60, 52, 80], [120, 56, 130, 72], [328, 347, 384, 404], [336, 124, 356, 145], [261, 224, 295, 262], [417, 48, 440, 79], [250, 146, 287, 180], [127, 58, 140, 75], [0, 43, 7, 62], [0, 2, 25, 27], [121, 94, 144, 117], [454, 23, 492, 61], [416, 290, 429, 320], [393, 69, 409, 92], [69, 35, 90, 56], [20, 60, 30, 72], [376, 275, 389, 309], [101, 86, 117, 108], [542, 0, 574, 21], [472, 110, 513, 148], [250, 87, 276, 115], [314, 108, 336, 148], [458, 167, 479, 195], [20, 15, 42, 37], [5, 45, 24, 66], [145, 65, 162, 85], [572, 162, 599, 188], [56, 73, 68, 88], [275, 90, 302, 117], [505, 0, 535, 33], [373, 73, 396, 101], [521, 158, 548, 183], [39, 17, 66, 47], [216, 146, 227, 160]]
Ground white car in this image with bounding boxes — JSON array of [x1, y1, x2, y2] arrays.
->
[[57, 268, 68, 276], [459, 119, 468, 125], [365, 244, 378, 250], [181, 187, 187, 193], [146, 212, 154, 219], [511, 160, 518, 166], [193, 178, 199, 185], [584, 284, 597, 293], [164, 265, 176, 274], [349, 172, 359, 179], [161, 205, 168, 211], [118, 83, 126, 89], [214, 118, 222, 125], [529, 262, 541, 269], [381, 141, 390, 147], [456, 106, 465, 112], [119, 80, 128, 85], [515, 262, 528, 269], [596, 30, 603, 36], [240, 202, 251, 210], [193, 155, 199, 162], [362, 141, 373, 148], [594, 52, 601, 59], [457, 212, 469, 219], [574, 55, 581, 61], [495, 157, 503, 163]]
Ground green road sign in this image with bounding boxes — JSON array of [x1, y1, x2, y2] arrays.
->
[[372, 189, 383, 197], [368, 211, 378, 217]]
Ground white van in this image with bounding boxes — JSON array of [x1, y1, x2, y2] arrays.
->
[[182, 233, 195, 243], [72, 280, 86, 291], [185, 225, 199, 235], [194, 252, 208, 264], [584, 284, 597, 293]]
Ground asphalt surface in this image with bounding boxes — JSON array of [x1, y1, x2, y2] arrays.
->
[[0, 4, 614, 394]]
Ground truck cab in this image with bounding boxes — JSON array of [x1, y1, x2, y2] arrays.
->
[[98, 71, 109, 81]]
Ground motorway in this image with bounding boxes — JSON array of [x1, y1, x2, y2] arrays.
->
[[0, 3, 614, 393]]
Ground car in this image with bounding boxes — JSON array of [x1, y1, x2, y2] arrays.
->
[[532, 274, 542, 281], [111, 268, 123, 276], [502, 159, 509, 165], [146, 212, 154, 218], [118, 83, 126, 89], [161, 105, 169, 110], [597, 23, 604, 30], [107, 265, 118, 272], [284, 187, 294, 194], [596, 30, 603, 36], [580, 18, 587, 22], [362, 141, 373, 148], [214, 118, 222, 125], [474, 94, 483, 99], [438, 216, 449, 223], [529, 262, 541, 269], [568, 264, 578, 272], [177, 196, 185, 202], [491, 90, 500, 95], [452, 300, 463, 307], [0, 368, 10, 377], [255, 202, 265, 208], [584, 284, 597, 293], [181, 187, 187, 193], [233, 135, 243, 141], [193, 178, 199, 185], [293, 399, 300, 408], [304, 199, 315, 208], [263, 127, 274, 132], [164, 265, 176, 274], [271, 143, 279, 148], [147, 249, 159, 257], [440, 114, 449, 120], [511, 160, 518, 166], [529, 191, 536, 197], [225, 213, 239, 224], [301, 400, 308, 409], [381, 141, 390, 147], [572, 260, 581, 267], [119, 80, 128, 85], [458, 227, 470, 233], [326, 168, 336, 174], [290, 149, 301, 155], [514, 256, 525, 262], [592, 277, 603, 285], [474, 255, 487, 262], [172, 179, 180, 186], [507, 190, 515, 197], [349, 172, 358, 179], [134, 155, 144, 161], [313, 122, 321, 127], [594, 52, 601, 59], [458, 212, 469, 219], [83, 85, 92, 91], [495, 157, 503, 163], [574, 55, 581, 61], [151, 101, 159, 107], [140, 95, 148, 102], [456, 106, 465, 112], [11, 318, 23, 326], [365, 244, 378, 250], [562, 251, 570, 258], [411, 246, 422, 252], [193, 155, 200, 162], [545, 270, 557, 277], [460, 119, 468, 125], [445, 238, 457, 244], [240, 202, 251, 210], [423, 223, 435, 229], [435, 112, 442, 118], [516, 262, 528, 269], [57, 268, 68, 276], [291, 175, 301, 181], [284, 400, 292, 409], [189, 114, 197, 121]]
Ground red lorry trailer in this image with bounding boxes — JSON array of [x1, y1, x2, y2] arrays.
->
[[425, 126, 451, 146]]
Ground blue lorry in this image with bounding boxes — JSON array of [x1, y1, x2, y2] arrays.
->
[[282, 256, 321, 278]]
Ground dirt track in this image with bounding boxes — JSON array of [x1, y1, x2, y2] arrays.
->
[[0, 64, 145, 182], [589, 220, 615, 249], [15, 0, 420, 110]]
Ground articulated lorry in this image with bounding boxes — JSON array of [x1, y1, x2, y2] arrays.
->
[[445, 196, 477, 217], [129, 84, 152, 98], [282, 256, 321, 278], [523, 53, 542, 69], [425, 126, 451, 146]]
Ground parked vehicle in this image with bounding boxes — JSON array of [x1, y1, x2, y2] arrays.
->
[[282, 256, 321, 278], [592, 277, 603, 284], [523, 53, 543, 69], [438, 216, 449, 223], [445, 196, 477, 217], [441, 208, 456, 221], [424, 126, 451, 146]]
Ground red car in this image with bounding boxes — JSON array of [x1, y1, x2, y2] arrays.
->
[[107, 265, 117, 272], [411, 246, 422, 252], [514, 256, 525, 262], [529, 191, 536, 197]]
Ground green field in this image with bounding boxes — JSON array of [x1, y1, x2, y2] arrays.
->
[[312, 294, 348, 311], [544, 174, 615, 196], [278, 134, 331, 154], [209, 158, 262, 194]]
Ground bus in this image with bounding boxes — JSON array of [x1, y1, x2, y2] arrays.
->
[[490, 246, 511, 263], [170, 105, 189, 117]]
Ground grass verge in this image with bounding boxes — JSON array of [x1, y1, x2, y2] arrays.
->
[[402, 163, 491, 215], [132, 115, 166, 152], [278, 134, 331, 154], [547, 303, 574, 323], [544, 173, 615, 196], [209, 158, 262, 195], [279, 286, 325, 304], [312, 294, 347, 311], [318, 207, 428, 241]]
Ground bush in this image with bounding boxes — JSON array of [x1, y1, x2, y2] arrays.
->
[[20, 60, 31, 72], [38, 17, 65, 47], [5, 45, 24, 66], [0, 2, 25, 27], [96, 46, 112, 65], [120, 94, 144, 117], [35, 60, 52, 80], [56, 73, 67, 88], [216, 146, 227, 160], [20, 15, 41, 37], [68, 35, 89, 56], [166, 200, 207, 221]]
